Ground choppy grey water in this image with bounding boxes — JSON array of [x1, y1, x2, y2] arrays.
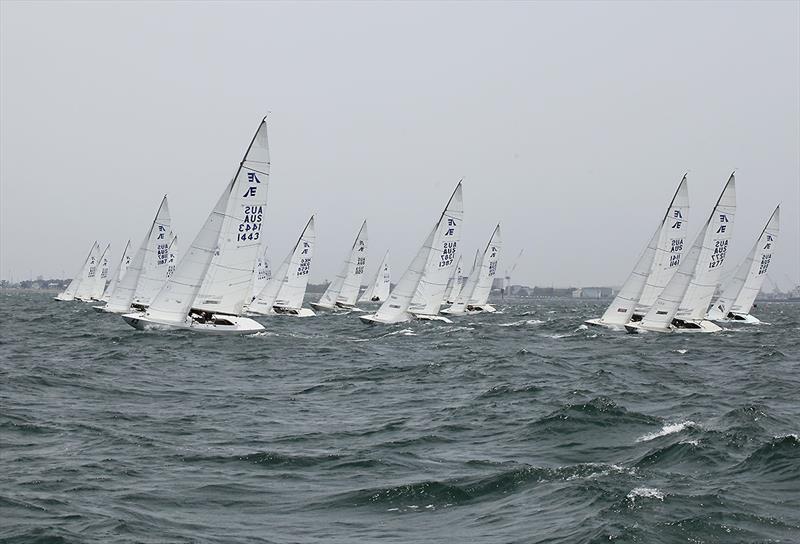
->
[[1, 291, 799, 543]]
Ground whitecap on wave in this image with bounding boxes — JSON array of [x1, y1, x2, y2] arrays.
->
[[626, 487, 665, 503], [636, 420, 696, 442]]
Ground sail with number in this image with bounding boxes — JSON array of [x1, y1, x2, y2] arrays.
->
[[444, 255, 464, 303], [708, 205, 780, 320], [139, 117, 270, 326], [102, 240, 132, 302], [166, 235, 179, 278], [359, 250, 391, 303], [590, 176, 689, 327], [74, 242, 101, 301], [315, 221, 368, 309], [89, 243, 111, 300], [446, 224, 502, 314], [250, 246, 271, 301], [249, 216, 315, 314], [55, 241, 99, 301], [104, 196, 172, 313], [638, 174, 736, 330], [361, 182, 463, 323]]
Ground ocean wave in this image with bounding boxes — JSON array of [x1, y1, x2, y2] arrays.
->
[[636, 421, 697, 442], [626, 486, 665, 504]]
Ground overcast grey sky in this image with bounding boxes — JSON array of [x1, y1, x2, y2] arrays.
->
[[1, 1, 798, 288]]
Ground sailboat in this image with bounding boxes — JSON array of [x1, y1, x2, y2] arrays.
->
[[358, 250, 390, 303], [88, 243, 112, 301], [54, 241, 100, 301], [102, 240, 132, 302], [626, 173, 736, 333], [442, 224, 502, 315], [166, 234, 179, 278], [360, 182, 463, 324], [100, 196, 172, 313], [73, 243, 102, 302], [311, 220, 368, 312], [707, 205, 780, 324], [444, 255, 464, 304], [249, 245, 271, 302], [122, 117, 270, 334], [585, 176, 689, 329], [247, 216, 316, 317]]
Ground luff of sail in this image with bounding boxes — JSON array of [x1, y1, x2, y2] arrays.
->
[[193, 118, 270, 316], [709, 205, 780, 319]]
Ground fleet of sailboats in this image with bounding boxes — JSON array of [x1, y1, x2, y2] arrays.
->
[[51, 117, 784, 335]]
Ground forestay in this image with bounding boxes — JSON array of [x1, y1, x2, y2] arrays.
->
[[710, 205, 780, 318]]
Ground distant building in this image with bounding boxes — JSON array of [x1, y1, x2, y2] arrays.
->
[[572, 287, 614, 299]]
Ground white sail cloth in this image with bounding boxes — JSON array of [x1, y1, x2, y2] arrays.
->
[[316, 221, 368, 308], [359, 250, 390, 303]]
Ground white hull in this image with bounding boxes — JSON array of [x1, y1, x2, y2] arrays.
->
[[359, 312, 412, 324], [271, 306, 316, 318], [309, 302, 335, 312], [54, 294, 75, 302], [709, 312, 761, 324], [583, 318, 626, 331], [122, 312, 265, 334], [625, 319, 722, 334]]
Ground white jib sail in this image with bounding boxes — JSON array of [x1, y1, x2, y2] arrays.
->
[[373, 182, 463, 322], [105, 196, 171, 312], [103, 240, 131, 302], [249, 245, 271, 301], [144, 183, 233, 324], [675, 174, 737, 321], [641, 174, 736, 329], [273, 216, 315, 310], [710, 205, 780, 318], [444, 254, 464, 303], [193, 118, 270, 316], [449, 224, 502, 313], [598, 176, 690, 326], [359, 250, 390, 303], [318, 221, 369, 308], [74, 242, 101, 300], [59, 241, 99, 300], [90, 243, 112, 300]]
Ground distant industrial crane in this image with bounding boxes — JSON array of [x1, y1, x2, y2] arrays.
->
[[502, 249, 524, 299]]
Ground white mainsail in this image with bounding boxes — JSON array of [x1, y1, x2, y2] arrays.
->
[[637, 174, 736, 331], [362, 182, 463, 324], [56, 241, 99, 301], [249, 216, 315, 314], [446, 224, 501, 314], [590, 176, 689, 327], [359, 250, 390, 303], [89, 243, 111, 300], [102, 240, 132, 302], [315, 221, 368, 309], [444, 255, 464, 303], [709, 205, 780, 320], [142, 117, 271, 325], [192, 120, 270, 316], [104, 196, 172, 313], [74, 242, 101, 301]]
